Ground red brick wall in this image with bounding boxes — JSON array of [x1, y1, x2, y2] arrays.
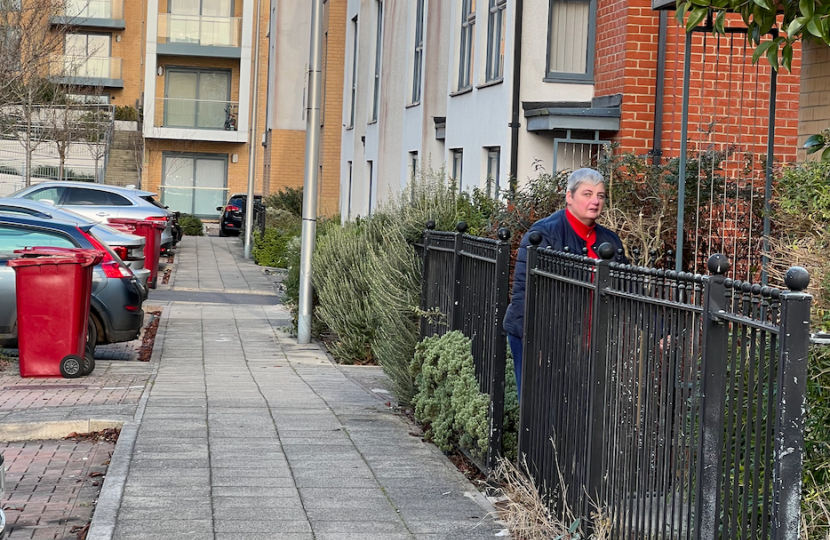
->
[[594, 3, 802, 168]]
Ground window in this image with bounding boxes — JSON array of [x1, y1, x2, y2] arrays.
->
[[63, 188, 131, 206], [458, 0, 475, 90], [0, 26, 21, 72], [65, 33, 112, 78], [371, 0, 383, 122], [451, 149, 463, 191], [165, 69, 231, 129], [348, 15, 358, 128], [23, 187, 65, 204], [486, 0, 506, 81], [0, 226, 76, 254], [486, 147, 500, 195], [409, 151, 418, 185], [411, 0, 425, 104], [347, 161, 353, 220], [162, 154, 228, 217], [546, 0, 595, 81], [168, 0, 234, 46], [367, 161, 374, 215]]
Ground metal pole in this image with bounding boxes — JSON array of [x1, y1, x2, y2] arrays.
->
[[675, 30, 692, 272], [243, 0, 264, 259], [761, 51, 778, 285], [297, 0, 324, 344]]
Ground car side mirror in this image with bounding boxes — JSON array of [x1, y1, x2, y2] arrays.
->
[[216, 206, 222, 211]]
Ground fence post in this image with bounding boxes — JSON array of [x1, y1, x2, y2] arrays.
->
[[451, 222, 467, 332], [518, 231, 542, 459], [419, 220, 435, 340], [694, 254, 731, 539], [487, 227, 511, 471], [584, 243, 615, 518], [772, 267, 811, 540]]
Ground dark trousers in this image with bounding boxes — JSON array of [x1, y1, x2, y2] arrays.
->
[[508, 334, 523, 402]]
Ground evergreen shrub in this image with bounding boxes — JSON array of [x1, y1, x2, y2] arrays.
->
[[178, 214, 203, 236]]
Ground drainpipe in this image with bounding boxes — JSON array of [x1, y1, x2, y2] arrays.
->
[[297, 0, 325, 344], [244, 0, 264, 259], [652, 11, 667, 164], [508, 0, 524, 192]]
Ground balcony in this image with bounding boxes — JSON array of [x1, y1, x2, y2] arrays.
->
[[157, 14, 242, 58], [50, 0, 125, 29], [146, 98, 242, 142], [50, 55, 123, 88]]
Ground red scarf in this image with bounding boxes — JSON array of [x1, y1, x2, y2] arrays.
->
[[565, 208, 598, 258]]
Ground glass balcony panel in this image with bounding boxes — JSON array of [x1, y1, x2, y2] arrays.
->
[[52, 55, 122, 80], [64, 0, 124, 19], [157, 98, 238, 131], [158, 13, 241, 47]]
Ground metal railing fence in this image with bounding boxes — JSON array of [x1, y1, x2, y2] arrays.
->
[[419, 221, 512, 470], [519, 235, 811, 539], [252, 200, 266, 239], [417, 222, 812, 539]]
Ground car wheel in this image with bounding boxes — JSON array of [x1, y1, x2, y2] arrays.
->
[[60, 355, 84, 379], [218, 226, 228, 237], [86, 315, 98, 359], [81, 355, 96, 376]]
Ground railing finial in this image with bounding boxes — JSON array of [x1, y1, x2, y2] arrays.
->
[[784, 266, 810, 292], [706, 253, 730, 276], [456, 221, 468, 234], [528, 231, 542, 246], [598, 242, 616, 260], [425, 220, 436, 230], [497, 228, 511, 241]]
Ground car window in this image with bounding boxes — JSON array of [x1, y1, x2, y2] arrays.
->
[[108, 192, 133, 206], [23, 186, 65, 204], [230, 198, 245, 207], [64, 188, 111, 206], [0, 225, 77, 254], [0, 207, 44, 218]]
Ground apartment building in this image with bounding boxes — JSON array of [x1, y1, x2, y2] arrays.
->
[[339, 0, 803, 219]]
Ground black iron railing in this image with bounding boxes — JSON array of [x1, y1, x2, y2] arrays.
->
[[417, 222, 812, 539], [419, 221, 512, 470], [252, 200, 266, 239], [519, 235, 811, 539]]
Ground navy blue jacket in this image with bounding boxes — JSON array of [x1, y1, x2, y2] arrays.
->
[[502, 209, 627, 338]]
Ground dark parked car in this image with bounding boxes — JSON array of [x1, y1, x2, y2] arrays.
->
[[217, 193, 262, 237], [0, 214, 145, 355]]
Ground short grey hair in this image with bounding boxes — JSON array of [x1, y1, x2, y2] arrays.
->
[[567, 168, 605, 194]]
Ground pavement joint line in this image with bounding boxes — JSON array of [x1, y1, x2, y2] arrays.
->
[[86, 302, 167, 540], [171, 287, 278, 297]]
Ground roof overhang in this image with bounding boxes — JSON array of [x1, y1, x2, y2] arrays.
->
[[523, 96, 621, 133]]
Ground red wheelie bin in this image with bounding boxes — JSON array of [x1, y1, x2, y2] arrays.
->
[[109, 218, 165, 288], [7, 247, 103, 378]]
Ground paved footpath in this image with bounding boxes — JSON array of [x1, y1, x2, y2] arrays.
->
[[93, 236, 505, 540]]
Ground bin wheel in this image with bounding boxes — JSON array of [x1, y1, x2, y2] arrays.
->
[[86, 315, 98, 359], [60, 355, 84, 379], [82, 354, 95, 376]]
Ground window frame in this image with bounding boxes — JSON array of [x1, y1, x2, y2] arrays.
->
[[163, 67, 233, 130], [371, 0, 383, 122], [160, 152, 229, 217], [451, 149, 463, 192], [485, 0, 506, 82], [544, 0, 596, 83], [411, 0, 425, 104], [348, 15, 358, 128], [458, 0, 476, 90], [486, 147, 500, 195]]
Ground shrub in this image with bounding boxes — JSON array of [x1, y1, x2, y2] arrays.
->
[[410, 331, 490, 459], [264, 186, 303, 217], [253, 228, 296, 268], [114, 105, 139, 122], [178, 214, 203, 236], [803, 344, 830, 540]]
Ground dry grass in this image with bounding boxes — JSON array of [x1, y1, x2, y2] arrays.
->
[[490, 452, 613, 540], [768, 231, 830, 328], [802, 470, 830, 540]]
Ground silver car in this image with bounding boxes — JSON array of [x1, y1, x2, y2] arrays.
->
[[9, 182, 176, 249], [0, 199, 151, 290]]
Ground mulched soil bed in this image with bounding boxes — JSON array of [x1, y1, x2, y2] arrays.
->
[[161, 267, 172, 284], [0, 355, 11, 372], [64, 427, 121, 445], [138, 310, 162, 362]]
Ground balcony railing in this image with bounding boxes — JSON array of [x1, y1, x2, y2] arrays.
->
[[63, 0, 124, 20], [155, 98, 238, 131], [158, 14, 242, 48], [50, 55, 123, 81]]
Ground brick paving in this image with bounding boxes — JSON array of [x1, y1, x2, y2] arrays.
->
[[2, 439, 115, 540]]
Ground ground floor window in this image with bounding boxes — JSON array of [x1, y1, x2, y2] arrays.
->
[[161, 154, 227, 217], [486, 147, 500, 195]]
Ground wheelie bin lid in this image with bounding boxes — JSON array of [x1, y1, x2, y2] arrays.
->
[[108, 217, 140, 226], [7, 247, 103, 268]]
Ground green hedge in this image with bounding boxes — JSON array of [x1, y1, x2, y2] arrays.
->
[[253, 228, 297, 268], [178, 214, 203, 236]]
